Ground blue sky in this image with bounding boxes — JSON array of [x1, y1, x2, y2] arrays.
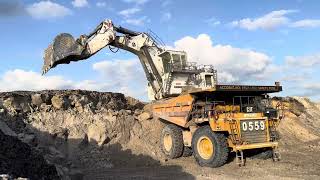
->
[[0, 0, 319, 101]]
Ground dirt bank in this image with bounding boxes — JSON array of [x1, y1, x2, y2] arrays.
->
[[0, 91, 319, 180]]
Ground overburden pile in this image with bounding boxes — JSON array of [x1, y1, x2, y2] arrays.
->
[[0, 90, 163, 179], [0, 90, 319, 179]]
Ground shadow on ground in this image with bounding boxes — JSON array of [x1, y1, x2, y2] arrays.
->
[[1, 114, 195, 180], [33, 126, 196, 180]]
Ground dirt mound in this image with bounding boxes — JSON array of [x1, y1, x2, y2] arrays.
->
[[1, 90, 320, 179], [0, 90, 164, 179], [0, 129, 59, 179], [274, 96, 320, 144]]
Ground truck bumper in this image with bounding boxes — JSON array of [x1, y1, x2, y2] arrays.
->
[[234, 142, 278, 151]]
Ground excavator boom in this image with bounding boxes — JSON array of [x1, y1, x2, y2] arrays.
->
[[42, 19, 218, 100], [42, 20, 116, 74]]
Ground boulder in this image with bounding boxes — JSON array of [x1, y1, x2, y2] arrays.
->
[[87, 120, 108, 146], [131, 122, 142, 137], [31, 94, 43, 107], [138, 112, 152, 121], [3, 96, 31, 114], [134, 109, 142, 115], [51, 95, 70, 110]]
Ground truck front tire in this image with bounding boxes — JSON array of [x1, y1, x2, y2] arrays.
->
[[192, 126, 229, 167], [160, 124, 184, 159]]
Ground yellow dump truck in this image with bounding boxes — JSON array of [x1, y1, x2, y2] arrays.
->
[[153, 84, 282, 167], [42, 19, 283, 167]]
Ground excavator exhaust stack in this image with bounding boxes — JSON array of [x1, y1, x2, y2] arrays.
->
[[42, 33, 85, 74]]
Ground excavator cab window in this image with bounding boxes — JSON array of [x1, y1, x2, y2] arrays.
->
[[181, 55, 187, 68], [205, 75, 212, 86], [162, 58, 170, 73], [172, 54, 182, 69]]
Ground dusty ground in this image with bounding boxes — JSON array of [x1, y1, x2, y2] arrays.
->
[[0, 91, 319, 180], [81, 139, 320, 180]]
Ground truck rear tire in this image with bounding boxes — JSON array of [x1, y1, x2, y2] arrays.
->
[[160, 124, 184, 159], [192, 126, 229, 167]]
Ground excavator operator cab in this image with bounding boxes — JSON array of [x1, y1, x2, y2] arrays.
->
[[159, 50, 217, 95], [159, 50, 188, 73]]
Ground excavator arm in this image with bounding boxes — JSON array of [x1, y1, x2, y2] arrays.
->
[[42, 19, 218, 100], [43, 19, 164, 99], [43, 20, 116, 74]]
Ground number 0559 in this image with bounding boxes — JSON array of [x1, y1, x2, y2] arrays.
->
[[241, 121, 265, 131]]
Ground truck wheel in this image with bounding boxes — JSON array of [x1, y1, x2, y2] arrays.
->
[[182, 146, 193, 157], [192, 126, 229, 167], [160, 124, 184, 159]]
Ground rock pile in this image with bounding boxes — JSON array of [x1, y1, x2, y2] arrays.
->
[[0, 90, 158, 179], [273, 96, 320, 144], [1, 90, 319, 179], [0, 126, 59, 180]]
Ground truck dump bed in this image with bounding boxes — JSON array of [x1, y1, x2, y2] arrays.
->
[[190, 84, 282, 94], [153, 84, 282, 127]]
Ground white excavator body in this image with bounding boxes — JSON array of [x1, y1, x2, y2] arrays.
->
[[42, 19, 217, 100]]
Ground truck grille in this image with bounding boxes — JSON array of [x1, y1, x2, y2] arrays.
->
[[240, 119, 267, 144]]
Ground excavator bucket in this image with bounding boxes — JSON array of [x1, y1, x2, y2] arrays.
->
[[42, 33, 85, 74]]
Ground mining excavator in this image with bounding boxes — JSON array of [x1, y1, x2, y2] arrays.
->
[[43, 19, 283, 167]]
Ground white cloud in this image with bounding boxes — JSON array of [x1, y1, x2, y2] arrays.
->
[[205, 17, 221, 27], [161, 12, 172, 22], [285, 54, 320, 67], [161, 0, 172, 7], [72, 0, 89, 8], [118, 8, 141, 18], [96, 2, 107, 7], [92, 59, 144, 82], [122, 0, 149, 5], [0, 69, 73, 91], [301, 83, 320, 97], [73, 80, 111, 91], [231, 9, 297, 31], [0, 65, 146, 100], [26, 1, 72, 19], [281, 74, 309, 82], [123, 16, 150, 26], [253, 64, 282, 80], [303, 84, 320, 90], [173, 34, 272, 83], [291, 19, 320, 28], [92, 59, 147, 98], [0, 69, 114, 92]]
